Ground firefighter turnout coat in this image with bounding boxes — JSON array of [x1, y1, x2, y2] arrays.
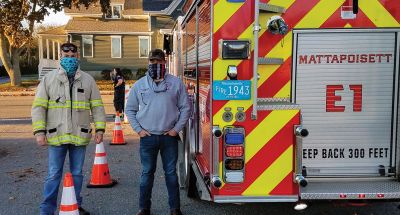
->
[[31, 68, 106, 146]]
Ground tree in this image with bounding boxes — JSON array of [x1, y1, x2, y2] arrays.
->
[[0, 0, 110, 86]]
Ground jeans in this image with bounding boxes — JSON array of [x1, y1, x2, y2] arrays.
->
[[40, 144, 86, 215], [139, 134, 180, 210]]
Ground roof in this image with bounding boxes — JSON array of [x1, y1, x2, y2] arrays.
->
[[65, 19, 150, 33], [37, 26, 67, 35], [142, 0, 184, 17], [143, 0, 173, 11], [64, 0, 145, 16], [64, 4, 102, 15]]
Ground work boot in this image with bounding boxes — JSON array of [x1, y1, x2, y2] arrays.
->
[[136, 209, 150, 215], [79, 207, 90, 215], [170, 209, 183, 215]]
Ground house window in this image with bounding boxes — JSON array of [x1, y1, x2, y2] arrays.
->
[[111, 36, 122, 58], [82, 35, 93, 58], [139, 36, 150, 58], [106, 5, 123, 19]]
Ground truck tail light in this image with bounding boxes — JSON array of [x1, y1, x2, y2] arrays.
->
[[223, 127, 245, 183], [226, 146, 243, 157], [225, 159, 244, 170], [225, 133, 244, 145]]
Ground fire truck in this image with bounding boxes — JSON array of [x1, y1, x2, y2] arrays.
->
[[170, 0, 400, 209]]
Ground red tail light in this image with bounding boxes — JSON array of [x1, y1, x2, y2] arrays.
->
[[226, 146, 243, 157]]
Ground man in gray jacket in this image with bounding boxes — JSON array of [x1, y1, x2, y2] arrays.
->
[[126, 49, 190, 215]]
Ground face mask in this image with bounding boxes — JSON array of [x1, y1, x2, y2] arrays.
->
[[148, 63, 166, 80], [60, 57, 79, 77]]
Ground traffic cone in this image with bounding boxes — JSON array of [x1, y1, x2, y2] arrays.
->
[[87, 142, 117, 188], [109, 112, 127, 145], [59, 172, 79, 215]]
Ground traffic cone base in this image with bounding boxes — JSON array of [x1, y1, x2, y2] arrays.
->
[[87, 142, 117, 188], [109, 112, 127, 145], [87, 179, 118, 188]]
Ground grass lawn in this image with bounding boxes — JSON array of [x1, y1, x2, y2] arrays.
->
[[0, 79, 136, 92], [0, 81, 39, 92]]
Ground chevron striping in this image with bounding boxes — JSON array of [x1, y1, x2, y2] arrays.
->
[[213, 0, 244, 33], [359, 0, 400, 27], [243, 145, 293, 196], [246, 110, 298, 162]]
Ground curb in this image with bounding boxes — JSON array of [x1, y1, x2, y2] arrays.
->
[[0, 91, 115, 96]]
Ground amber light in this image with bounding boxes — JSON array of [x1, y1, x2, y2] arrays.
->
[[225, 159, 244, 170], [226, 146, 243, 157]]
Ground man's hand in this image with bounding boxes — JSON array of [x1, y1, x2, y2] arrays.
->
[[164, 129, 178, 137], [138, 130, 151, 137], [95, 132, 104, 144], [36, 134, 48, 146]]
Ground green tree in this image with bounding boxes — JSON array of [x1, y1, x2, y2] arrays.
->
[[0, 0, 110, 86]]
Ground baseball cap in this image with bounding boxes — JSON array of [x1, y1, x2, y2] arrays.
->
[[149, 49, 165, 61]]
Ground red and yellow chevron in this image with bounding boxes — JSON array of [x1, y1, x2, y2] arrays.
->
[[211, 0, 400, 197]]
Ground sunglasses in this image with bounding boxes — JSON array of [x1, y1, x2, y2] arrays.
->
[[61, 46, 77, 53]]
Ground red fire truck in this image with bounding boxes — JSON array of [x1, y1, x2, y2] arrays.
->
[[170, 0, 400, 209]]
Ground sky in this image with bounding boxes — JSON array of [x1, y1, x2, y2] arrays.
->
[[42, 10, 71, 26]]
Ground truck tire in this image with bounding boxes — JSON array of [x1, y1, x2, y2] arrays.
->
[[177, 125, 198, 198]]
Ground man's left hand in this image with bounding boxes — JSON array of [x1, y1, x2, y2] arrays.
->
[[95, 133, 104, 144], [164, 129, 178, 137]]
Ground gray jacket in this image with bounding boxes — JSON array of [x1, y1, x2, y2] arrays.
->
[[126, 73, 190, 135]]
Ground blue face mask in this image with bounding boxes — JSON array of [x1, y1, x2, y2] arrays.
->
[[60, 57, 79, 77]]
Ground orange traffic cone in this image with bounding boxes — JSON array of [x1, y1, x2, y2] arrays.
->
[[59, 172, 79, 215], [110, 112, 127, 145], [87, 142, 117, 188]]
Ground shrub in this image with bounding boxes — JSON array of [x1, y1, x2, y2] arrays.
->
[[136, 68, 147, 79], [101, 68, 133, 80], [101, 69, 112, 80], [0, 66, 6, 77], [121, 68, 133, 80]]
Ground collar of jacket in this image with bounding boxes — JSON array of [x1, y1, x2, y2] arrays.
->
[[57, 67, 82, 83]]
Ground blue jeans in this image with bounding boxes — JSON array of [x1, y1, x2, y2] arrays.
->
[[139, 134, 180, 210], [40, 144, 86, 215]]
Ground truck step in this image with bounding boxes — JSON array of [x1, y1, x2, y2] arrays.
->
[[301, 180, 400, 200], [256, 98, 299, 110], [258, 57, 284, 65], [259, 3, 286, 14]]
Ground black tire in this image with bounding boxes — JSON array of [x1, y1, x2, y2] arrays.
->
[[177, 125, 198, 198]]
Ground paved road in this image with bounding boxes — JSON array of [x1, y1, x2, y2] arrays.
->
[[1, 95, 400, 215]]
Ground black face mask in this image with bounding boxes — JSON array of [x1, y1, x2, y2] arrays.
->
[[148, 63, 166, 80]]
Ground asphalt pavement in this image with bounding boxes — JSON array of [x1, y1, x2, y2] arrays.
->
[[1, 95, 400, 215]]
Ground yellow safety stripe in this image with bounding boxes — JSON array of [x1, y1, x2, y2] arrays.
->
[[32, 120, 46, 130], [47, 100, 91, 110], [47, 134, 91, 146], [72, 101, 91, 110], [33, 98, 49, 108], [95, 121, 106, 129], [90, 99, 104, 107]]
